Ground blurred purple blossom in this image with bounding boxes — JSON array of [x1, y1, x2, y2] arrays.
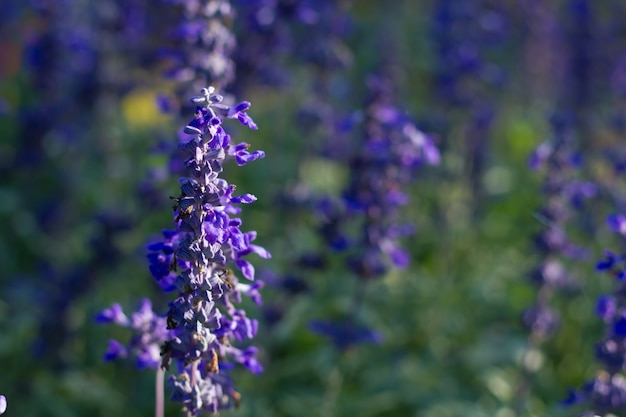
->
[[309, 319, 382, 351], [233, 0, 352, 93], [524, 114, 595, 341], [162, 0, 236, 94], [310, 75, 439, 348], [320, 75, 439, 279], [608, 214, 626, 236], [564, 217, 626, 415]]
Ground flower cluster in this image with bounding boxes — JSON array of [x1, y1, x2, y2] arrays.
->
[[164, 0, 236, 92], [232, 0, 303, 92], [319, 76, 439, 276], [431, 0, 506, 216], [97, 299, 172, 369], [564, 218, 626, 415], [516, 115, 593, 411], [524, 114, 596, 340], [235, 0, 352, 87], [431, 0, 506, 108], [153, 87, 267, 413], [312, 76, 439, 348], [99, 86, 267, 414]]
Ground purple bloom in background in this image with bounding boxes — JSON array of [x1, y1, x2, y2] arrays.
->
[[232, 0, 313, 92], [522, 305, 560, 340], [0, 395, 6, 415], [163, 0, 236, 93], [565, 218, 626, 415], [430, 0, 507, 217], [9, 0, 155, 372], [607, 214, 626, 236], [311, 75, 439, 348], [564, 0, 595, 120], [524, 114, 595, 340], [431, 0, 506, 107], [309, 320, 382, 351], [516, 112, 596, 415], [234, 0, 352, 93], [322, 75, 439, 279], [596, 296, 617, 323], [272, 0, 354, 160]]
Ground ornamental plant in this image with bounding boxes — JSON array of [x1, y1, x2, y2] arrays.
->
[[99, 86, 268, 416], [524, 114, 595, 339], [311, 75, 439, 348], [564, 216, 626, 416], [515, 114, 596, 413]]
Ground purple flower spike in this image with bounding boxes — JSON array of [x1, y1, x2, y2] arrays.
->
[[163, 0, 236, 92], [319, 75, 438, 279], [151, 87, 267, 414], [305, 75, 439, 349], [524, 113, 595, 359], [566, 220, 626, 414]]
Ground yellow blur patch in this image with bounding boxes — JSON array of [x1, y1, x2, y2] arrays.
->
[[505, 119, 538, 160], [299, 158, 348, 194], [121, 89, 172, 129]]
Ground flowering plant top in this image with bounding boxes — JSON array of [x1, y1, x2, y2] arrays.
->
[[99, 86, 269, 415]]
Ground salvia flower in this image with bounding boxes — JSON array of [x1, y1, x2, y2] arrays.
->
[[430, 0, 507, 216], [98, 86, 267, 414], [312, 76, 439, 348], [164, 0, 236, 92], [516, 113, 596, 415], [564, 220, 626, 414], [524, 113, 596, 340], [320, 76, 439, 279], [431, 0, 506, 108], [234, 0, 352, 93], [153, 86, 268, 414]]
